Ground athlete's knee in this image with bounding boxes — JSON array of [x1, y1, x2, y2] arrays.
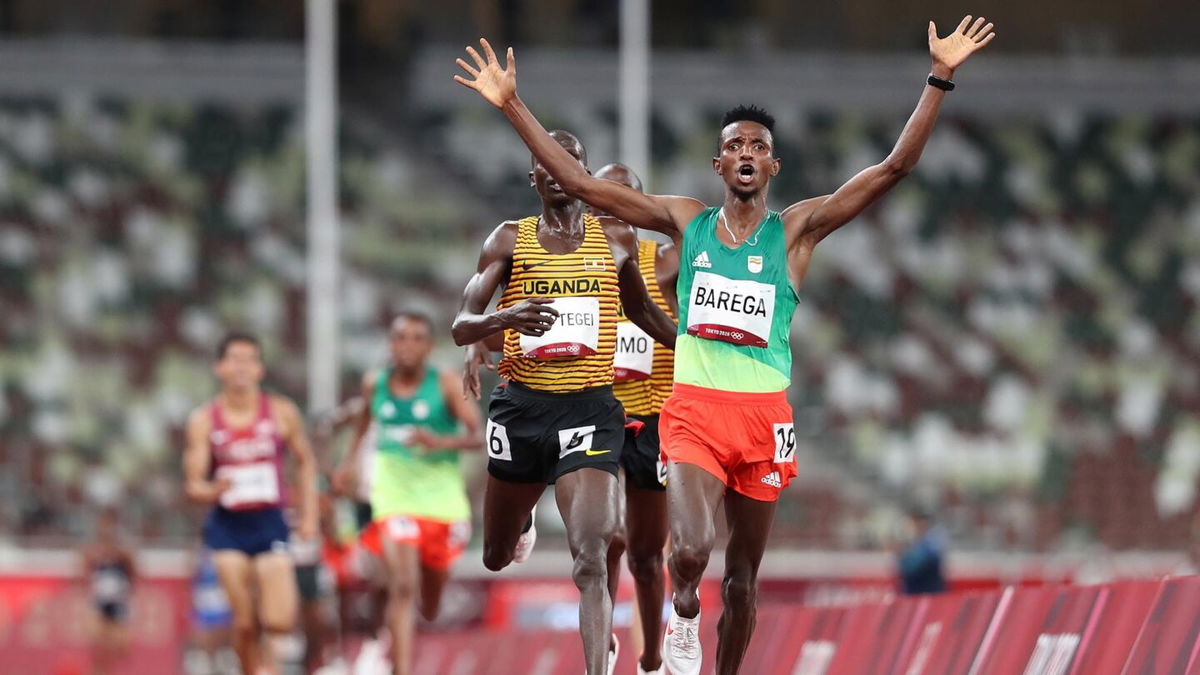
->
[[570, 548, 609, 590], [231, 616, 258, 645], [721, 569, 758, 611], [387, 574, 418, 603], [261, 615, 295, 635], [608, 531, 627, 561], [670, 541, 710, 581], [628, 549, 664, 584]]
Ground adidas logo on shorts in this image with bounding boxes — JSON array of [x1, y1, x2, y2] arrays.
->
[[692, 251, 712, 268], [761, 471, 782, 488]]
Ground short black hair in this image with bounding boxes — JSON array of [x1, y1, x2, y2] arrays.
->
[[720, 105, 776, 135], [216, 331, 260, 360], [392, 311, 435, 335], [531, 129, 587, 169], [594, 163, 644, 192]]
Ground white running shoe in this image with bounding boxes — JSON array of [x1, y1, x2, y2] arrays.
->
[[662, 607, 701, 675], [513, 507, 537, 564], [353, 636, 389, 675]]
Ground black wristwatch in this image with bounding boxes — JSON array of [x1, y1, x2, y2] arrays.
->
[[927, 73, 955, 91]]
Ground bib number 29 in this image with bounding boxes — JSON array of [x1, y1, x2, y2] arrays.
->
[[487, 420, 512, 461], [773, 423, 796, 464]]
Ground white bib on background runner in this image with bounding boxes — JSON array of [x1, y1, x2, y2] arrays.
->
[[686, 271, 775, 347], [613, 321, 655, 381], [519, 296, 601, 359], [216, 462, 280, 510]]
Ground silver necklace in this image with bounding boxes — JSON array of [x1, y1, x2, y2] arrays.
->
[[719, 208, 762, 247]]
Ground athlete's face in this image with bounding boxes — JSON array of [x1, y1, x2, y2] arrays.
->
[[713, 121, 780, 198], [530, 135, 587, 207], [389, 318, 433, 371], [214, 341, 265, 391]]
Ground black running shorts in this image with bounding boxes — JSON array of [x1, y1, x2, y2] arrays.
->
[[622, 413, 667, 491], [485, 382, 624, 484]]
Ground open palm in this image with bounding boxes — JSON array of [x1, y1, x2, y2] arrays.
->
[[929, 16, 995, 71], [454, 38, 517, 109]]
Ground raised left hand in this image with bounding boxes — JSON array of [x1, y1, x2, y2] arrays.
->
[[928, 16, 995, 75]]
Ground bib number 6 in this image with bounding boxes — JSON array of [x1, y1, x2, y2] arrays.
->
[[773, 423, 796, 464], [486, 420, 512, 461]]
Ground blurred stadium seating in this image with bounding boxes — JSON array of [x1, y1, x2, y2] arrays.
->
[[6, 87, 1200, 556], [1, 38, 1199, 561]]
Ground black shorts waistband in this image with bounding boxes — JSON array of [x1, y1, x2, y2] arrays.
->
[[505, 380, 615, 402]]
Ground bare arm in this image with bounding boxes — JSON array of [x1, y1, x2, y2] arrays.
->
[[784, 17, 995, 246], [655, 241, 680, 316], [454, 39, 705, 236], [183, 408, 229, 504], [277, 398, 318, 540], [412, 370, 485, 453], [312, 396, 365, 474], [610, 225, 677, 348], [451, 222, 560, 346], [332, 375, 375, 497]]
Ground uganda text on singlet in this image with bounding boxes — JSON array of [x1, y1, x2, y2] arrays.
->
[[497, 214, 621, 392], [675, 207, 800, 393]]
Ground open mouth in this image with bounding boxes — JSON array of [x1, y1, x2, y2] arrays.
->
[[546, 180, 564, 193], [737, 164, 756, 184]]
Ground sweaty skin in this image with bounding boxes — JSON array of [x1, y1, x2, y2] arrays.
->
[[455, 16, 995, 674], [450, 133, 678, 675]]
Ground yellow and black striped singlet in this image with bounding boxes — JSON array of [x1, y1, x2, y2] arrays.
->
[[498, 214, 620, 392], [613, 239, 676, 416]]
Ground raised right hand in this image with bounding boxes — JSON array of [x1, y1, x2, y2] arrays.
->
[[501, 297, 559, 337], [453, 38, 517, 109]]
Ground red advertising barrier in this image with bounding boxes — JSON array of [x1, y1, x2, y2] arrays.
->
[[1071, 580, 1161, 675], [1122, 576, 1200, 675], [5, 570, 1200, 674], [0, 576, 190, 674]]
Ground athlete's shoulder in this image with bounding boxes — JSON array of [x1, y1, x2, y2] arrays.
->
[[435, 368, 464, 400], [267, 394, 303, 428], [480, 219, 522, 255], [662, 196, 709, 229], [186, 404, 214, 432], [596, 215, 637, 247], [362, 367, 385, 388]]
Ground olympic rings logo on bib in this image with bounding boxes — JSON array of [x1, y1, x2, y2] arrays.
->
[[519, 296, 601, 360], [686, 271, 774, 348]]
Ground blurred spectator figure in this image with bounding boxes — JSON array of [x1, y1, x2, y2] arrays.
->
[[897, 508, 947, 596], [78, 508, 136, 675]]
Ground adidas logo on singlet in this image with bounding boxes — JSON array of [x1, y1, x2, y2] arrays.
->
[[692, 250, 712, 268], [761, 471, 782, 488]]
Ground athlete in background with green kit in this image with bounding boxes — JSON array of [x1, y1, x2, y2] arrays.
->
[[335, 312, 482, 675]]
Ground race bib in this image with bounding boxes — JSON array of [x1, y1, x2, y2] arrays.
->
[[519, 296, 601, 359], [217, 462, 280, 509], [614, 321, 654, 381], [687, 271, 775, 347]]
